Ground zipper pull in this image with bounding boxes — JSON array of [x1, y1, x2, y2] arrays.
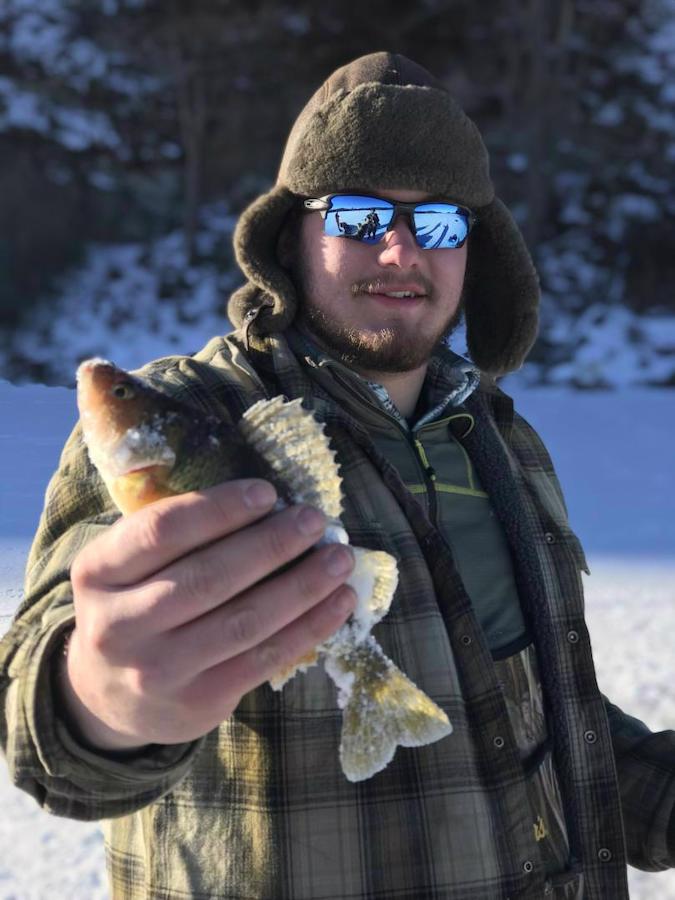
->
[[414, 438, 436, 481]]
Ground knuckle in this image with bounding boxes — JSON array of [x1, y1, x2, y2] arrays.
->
[[293, 561, 322, 602], [137, 504, 174, 553], [129, 653, 170, 696], [70, 545, 98, 591], [256, 640, 286, 675], [223, 607, 260, 650], [207, 481, 241, 521], [86, 612, 128, 660], [309, 588, 355, 641], [265, 518, 295, 563], [85, 615, 117, 657], [181, 560, 217, 601]]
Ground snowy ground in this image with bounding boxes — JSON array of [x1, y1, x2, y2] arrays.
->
[[0, 378, 673, 899]]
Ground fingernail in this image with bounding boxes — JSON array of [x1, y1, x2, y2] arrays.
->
[[244, 481, 277, 509], [326, 546, 354, 577], [296, 506, 325, 536]]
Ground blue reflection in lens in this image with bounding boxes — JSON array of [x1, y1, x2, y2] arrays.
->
[[326, 195, 393, 243], [414, 205, 468, 249]]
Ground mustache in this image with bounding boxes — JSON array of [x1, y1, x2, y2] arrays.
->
[[350, 275, 433, 297]]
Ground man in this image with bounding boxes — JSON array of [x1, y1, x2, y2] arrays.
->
[[1, 52, 674, 900]]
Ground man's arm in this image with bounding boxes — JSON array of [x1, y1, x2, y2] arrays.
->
[[601, 695, 675, 871], [0, 420, 355, 821]]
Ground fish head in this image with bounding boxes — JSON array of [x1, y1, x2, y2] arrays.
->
[[76, 358, 182, 510], [77, 358, 150, 441]]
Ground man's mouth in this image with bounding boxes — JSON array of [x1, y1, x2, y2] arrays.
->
[[360, 282, 427, 301]]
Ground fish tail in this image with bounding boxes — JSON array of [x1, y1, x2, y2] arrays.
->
[[325, 641, 453, 782]]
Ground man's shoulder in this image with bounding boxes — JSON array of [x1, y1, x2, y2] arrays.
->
[[130, 329, 271, 417]]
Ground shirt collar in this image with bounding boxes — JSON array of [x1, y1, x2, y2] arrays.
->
[[286, 323, 480, 431]]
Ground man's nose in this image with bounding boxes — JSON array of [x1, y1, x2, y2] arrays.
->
[[376, 214, 420, 268]]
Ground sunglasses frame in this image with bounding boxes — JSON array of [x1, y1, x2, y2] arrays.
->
[[303, 192, 478, 249]]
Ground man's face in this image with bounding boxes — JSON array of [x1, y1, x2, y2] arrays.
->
[[291, 188, 468, 375]]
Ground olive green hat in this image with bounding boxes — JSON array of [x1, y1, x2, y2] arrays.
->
[[228, 51, 540, 376]]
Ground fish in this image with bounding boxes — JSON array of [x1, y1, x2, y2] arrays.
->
[[76, 357, 452, 781]]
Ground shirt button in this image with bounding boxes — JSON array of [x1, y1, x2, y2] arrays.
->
[[522, 860, 534, 873], [584, 730, 597, 744], [460, 634, 472, 646], [544, 532, 556, 544], [567, 630, 579, 643], [598, 847, 612, 862], [493, 736, 505, 749]]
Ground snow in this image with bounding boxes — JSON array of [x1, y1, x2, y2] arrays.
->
[[506, 303, 675, 390], [3, 206, 237, 386], [0, 75, 122, 149], [0, 372, 673, 897]]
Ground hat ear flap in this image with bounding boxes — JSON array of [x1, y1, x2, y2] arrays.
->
[[464, 198, 540, 376], [228, 186, 299, 333]]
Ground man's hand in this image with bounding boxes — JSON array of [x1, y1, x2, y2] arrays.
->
[[58, 479, 356, 752]]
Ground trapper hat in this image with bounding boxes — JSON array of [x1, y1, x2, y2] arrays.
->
[[228, 51, 540, 376]]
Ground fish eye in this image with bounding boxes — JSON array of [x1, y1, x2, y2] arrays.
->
[[111, 382, 135, 400]]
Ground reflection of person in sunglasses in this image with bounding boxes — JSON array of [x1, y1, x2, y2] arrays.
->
[[365, 210, 380, 238], [334, 210, 351, 234], [5, 51, 672, 900]]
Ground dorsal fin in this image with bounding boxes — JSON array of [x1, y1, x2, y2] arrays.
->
[[238, 396, 343, 519]]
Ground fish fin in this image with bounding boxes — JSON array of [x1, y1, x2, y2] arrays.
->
[[268, 649, 319, 690], [326, 643, 452, 782], [238, 396, 342, 519], [322, 546, 399, 651], [268, 546, 398, 691], [347, 547, 399, 637]]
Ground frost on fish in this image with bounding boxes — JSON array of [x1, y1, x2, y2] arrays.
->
[[237, 395, 453, 780], [325, 638, 453, 782], [76, 360, 453, 781]]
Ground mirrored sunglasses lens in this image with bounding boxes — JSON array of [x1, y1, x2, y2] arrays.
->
[[325, 195, 393, 243], [413, 204, 470, 249]]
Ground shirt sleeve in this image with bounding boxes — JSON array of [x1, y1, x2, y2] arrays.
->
[[602, 694, 675, 871], [0, 421, 204, 822]]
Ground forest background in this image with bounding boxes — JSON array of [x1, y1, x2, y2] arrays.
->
[[0, 0, 674, 387]]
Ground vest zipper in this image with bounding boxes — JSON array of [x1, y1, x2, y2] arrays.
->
[[412, 435, 438, 523], [325, 368, 441, 525]]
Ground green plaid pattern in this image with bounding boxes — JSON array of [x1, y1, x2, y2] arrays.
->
[[1, 328, 673, 899]]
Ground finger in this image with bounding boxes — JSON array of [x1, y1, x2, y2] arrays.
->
[[181, 584, 357, 712], [163, 542, 356, 678], [129, 502, 330, 633], [72, 478, 278, 588]]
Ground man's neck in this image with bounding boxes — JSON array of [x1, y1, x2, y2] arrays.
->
[[352, 365, 428, 419]]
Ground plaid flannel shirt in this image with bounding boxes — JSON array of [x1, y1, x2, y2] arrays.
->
[[1, 327, 673, 899]]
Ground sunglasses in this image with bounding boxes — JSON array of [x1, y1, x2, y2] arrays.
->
[[303, 193, 477, 250]]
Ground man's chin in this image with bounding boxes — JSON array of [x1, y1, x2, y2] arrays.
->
[[298, 311, 461, 373]]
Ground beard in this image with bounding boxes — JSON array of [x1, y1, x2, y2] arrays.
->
[[297, 300, 465, 373]]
